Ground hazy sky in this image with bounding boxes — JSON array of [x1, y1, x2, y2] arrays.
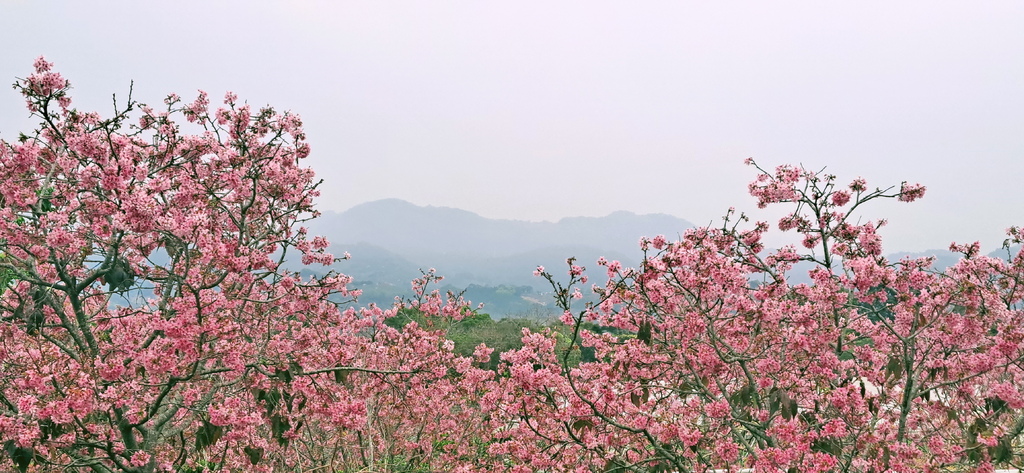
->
[[2, 1, 1022, 252]]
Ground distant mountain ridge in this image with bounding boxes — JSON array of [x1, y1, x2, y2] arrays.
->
[[297, 199, 1020, 316], [309, 199, 692, 258], [303, 199, 696, 290]]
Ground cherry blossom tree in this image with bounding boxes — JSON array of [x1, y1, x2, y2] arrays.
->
[[482, 161, 1024, 472], [6, 58, 1024, 473], [0, 58, 490, 473]]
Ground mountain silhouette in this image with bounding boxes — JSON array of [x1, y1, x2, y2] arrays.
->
[[302, 199, 695, 290], [297, 199, 1020, 315]]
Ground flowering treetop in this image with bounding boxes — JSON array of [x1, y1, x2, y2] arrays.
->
[[0, 58, 490, 473]]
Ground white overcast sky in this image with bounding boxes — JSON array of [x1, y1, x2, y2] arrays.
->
[[2, 1, 1023, 252]]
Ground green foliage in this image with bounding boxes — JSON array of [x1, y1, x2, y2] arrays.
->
[[388, 308, 546, 371], [386, 301, 628, 371], [0, 253, 15, 294], [385, 307, 432, 330], [450, 317, 544, 371]]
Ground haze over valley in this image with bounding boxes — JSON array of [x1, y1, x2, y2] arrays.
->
[[296, 199, 1014, 317]]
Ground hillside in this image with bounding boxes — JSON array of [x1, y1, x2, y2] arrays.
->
[[304, 199, 695, 291], [297, 199, 1020, 316]]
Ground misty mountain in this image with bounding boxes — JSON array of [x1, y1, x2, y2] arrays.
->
[[302, 199, 695, 291], [309, 199, 692, 258], [295, 199, 1020, 316]]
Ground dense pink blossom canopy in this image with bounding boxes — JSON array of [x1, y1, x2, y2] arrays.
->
[[2, 59, 1024, 473]]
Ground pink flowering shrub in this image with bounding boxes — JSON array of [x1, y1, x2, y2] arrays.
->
[[4, 59, 1024, 473], [482, 161, 1024, 472], [0, 59, 490, 472]]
